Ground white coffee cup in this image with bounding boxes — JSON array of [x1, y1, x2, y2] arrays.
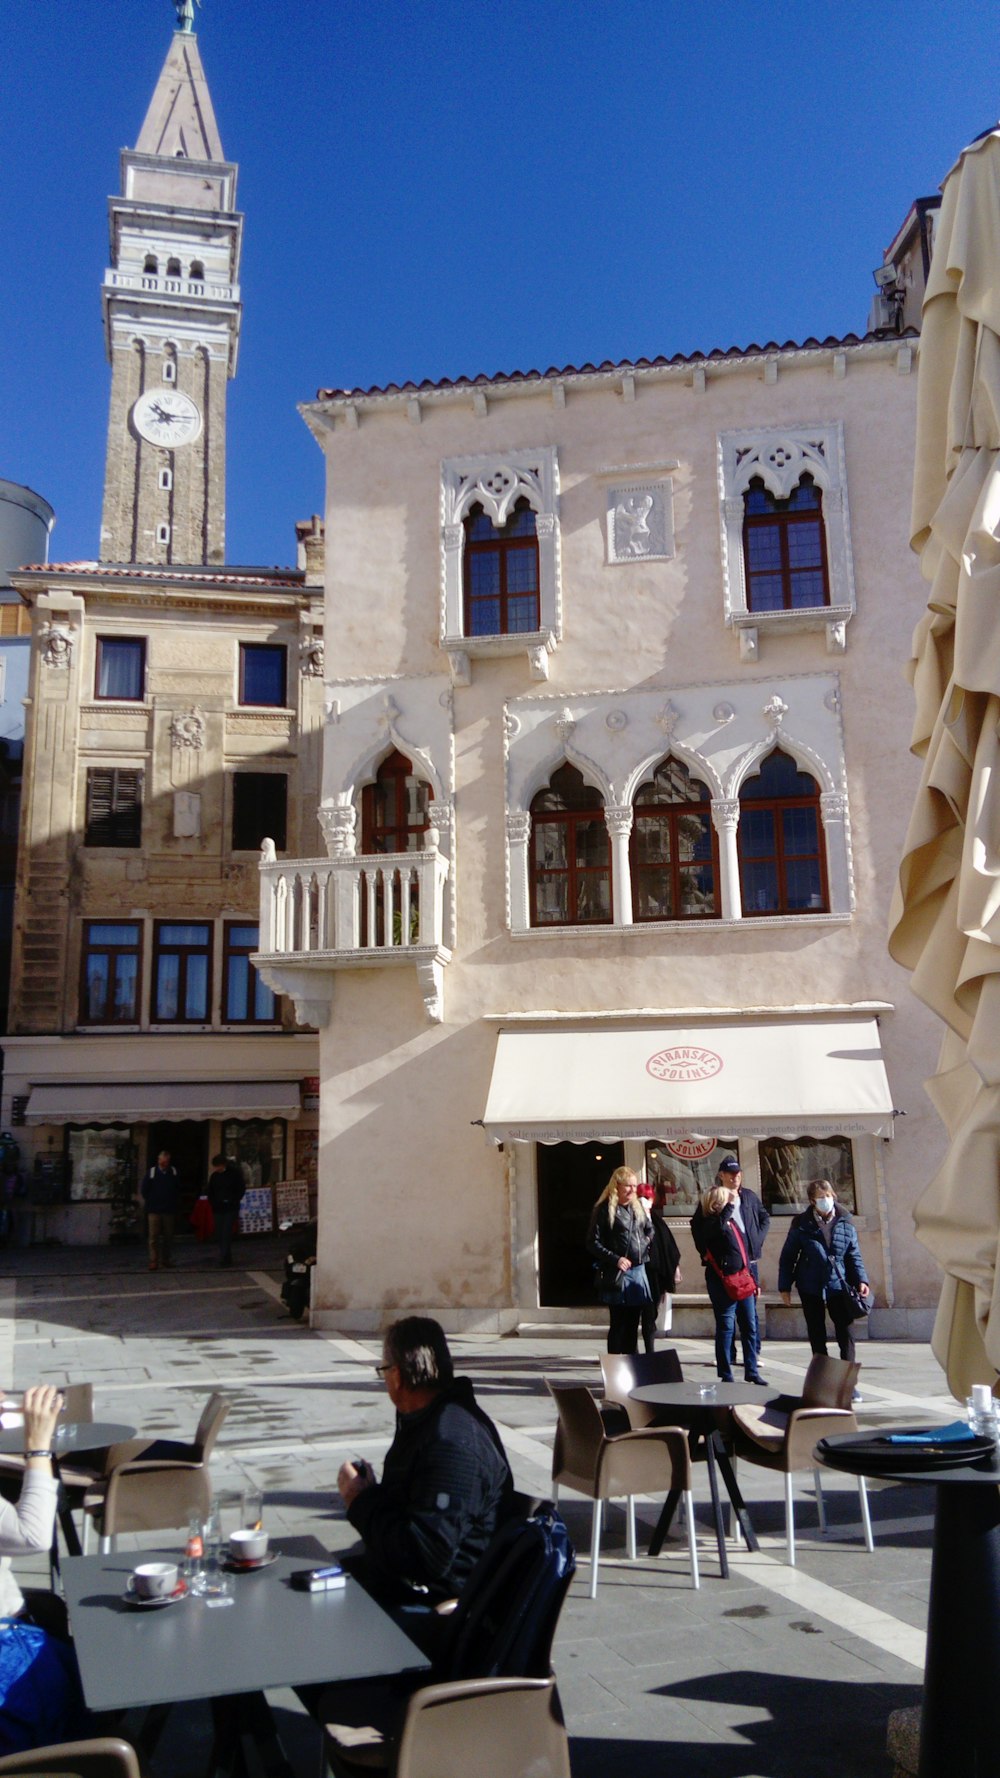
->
[[133, 1561, 179, 1599], [229, 1528, 269, 1562]]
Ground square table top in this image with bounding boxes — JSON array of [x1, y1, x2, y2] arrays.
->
[[62, 1548, 431, 1713]]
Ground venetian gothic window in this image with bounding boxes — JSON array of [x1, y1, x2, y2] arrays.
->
[[360, 750, 430, 854], [738, 749, 828, 915], [630, 757, 719, 920], [742, 474, 830, 612], [463, 498, 540, 637], [530, 764, 611, 927]]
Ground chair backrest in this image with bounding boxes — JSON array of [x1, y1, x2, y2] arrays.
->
[[599, 1350, 683, 1429], [0, 1736, 142, 1778], [546, 1382, 605, 1481], [393, 1676, 571, 1778], [101, 1461, 212, 1536], [801, 1356, 859, 1410], [59, 1383, 95, 1424], [439, 1501, 576, 1684], [192, 1392, 230, 1461]]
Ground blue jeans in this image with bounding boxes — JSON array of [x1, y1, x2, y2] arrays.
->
[[705, 1265, 760, 1379]]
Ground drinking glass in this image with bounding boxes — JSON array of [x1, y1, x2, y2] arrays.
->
[[242, 1486, 263, 1532]]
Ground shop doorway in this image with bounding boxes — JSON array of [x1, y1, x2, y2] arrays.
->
[[537, 1140, 624, 1306], [146, 1121, 208, 1221]]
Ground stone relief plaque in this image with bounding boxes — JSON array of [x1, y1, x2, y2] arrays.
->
[[606, 481, 674, 564]]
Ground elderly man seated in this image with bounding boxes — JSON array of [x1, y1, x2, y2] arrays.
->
[[337, 1315, 513, 1608]]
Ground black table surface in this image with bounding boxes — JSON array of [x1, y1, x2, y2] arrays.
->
[[0, 1420, 135, 1457], [62, 1547, 431, 1713], [817, 1426, 1000, 1488], [631, 1381, 783, 1411]]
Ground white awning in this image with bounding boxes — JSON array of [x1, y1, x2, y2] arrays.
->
[[24, 1081, 301, 1125], [481, 1019, 896, 1143]]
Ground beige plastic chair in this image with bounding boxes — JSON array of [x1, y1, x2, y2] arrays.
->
[[730, 1355, 874, 1565], [82, 1391, 229, 1553], [0, 1739, 140, 1778], [548, 1380, 699, 1598], [325, 1676, 570, 1778], [599, 1349, 683, 1430]]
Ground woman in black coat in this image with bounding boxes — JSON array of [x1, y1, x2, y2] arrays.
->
[[587, 1166, 653, 1355], [694, 1184, 766, 1384], [639, 1180, 682, 1353]]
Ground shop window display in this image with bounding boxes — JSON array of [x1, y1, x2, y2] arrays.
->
[[644, 1138, 740, 1213], [759, 1135, 856, 1214], [67, 1126, 135, 1204]]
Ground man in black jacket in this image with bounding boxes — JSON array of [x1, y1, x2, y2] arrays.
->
[[206, 1153, 245, 1268], [691, 1155, 771, 1355], [337, 1316, 513, 1606]]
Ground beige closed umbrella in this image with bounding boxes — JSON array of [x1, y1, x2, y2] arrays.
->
[[889, 125, 1000, 1398]]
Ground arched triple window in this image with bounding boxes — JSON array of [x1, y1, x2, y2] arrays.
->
[[463, 498, 540, 637], [360, 749, 430, 854], [530, 764, 611, 926], [738, 749, 827, 915], [742, 474, 829, 612], [630, 757, 718, 920]]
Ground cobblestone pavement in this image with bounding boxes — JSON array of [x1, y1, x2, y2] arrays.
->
[[1, 1240, 946, 1777]]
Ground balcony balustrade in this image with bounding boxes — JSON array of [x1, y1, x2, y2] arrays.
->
[[254, 843, 451, 1024]]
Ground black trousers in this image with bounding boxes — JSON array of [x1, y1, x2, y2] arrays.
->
[[799, 1289, 856, 1364], [607, 1305, 642, 1353]]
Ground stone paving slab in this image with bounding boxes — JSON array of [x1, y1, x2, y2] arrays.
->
[[0, 1245, 946, 1776]]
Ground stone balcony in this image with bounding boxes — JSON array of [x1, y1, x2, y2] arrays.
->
[[253, 842, 451, 1025]]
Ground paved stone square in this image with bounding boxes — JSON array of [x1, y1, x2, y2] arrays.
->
[[1, 1240, 946, 1776]]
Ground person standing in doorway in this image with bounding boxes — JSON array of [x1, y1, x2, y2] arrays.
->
[[207, 1153, 246, 1268], [587, 1166, 653, 1355], [138, 1149, 180, 1271]]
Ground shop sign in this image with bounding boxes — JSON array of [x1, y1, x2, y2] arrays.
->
[[301, 1077, 320, 1113], [664, 1138, 716, 1161], [646, 1046, 722, 1083]]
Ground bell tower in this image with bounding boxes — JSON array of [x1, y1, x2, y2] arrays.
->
[[99, 9, 242, 565]]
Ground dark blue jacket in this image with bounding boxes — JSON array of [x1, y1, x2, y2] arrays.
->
[[691, 1188, 770, 1265], [778, 1205, 868, 1298], [141, 1163, 180, 1215]]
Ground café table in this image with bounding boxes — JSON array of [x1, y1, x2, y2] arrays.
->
[[0, 1419, 136, 1560], [62, 1545, 431, 1778], [630, 1379, 783, 1576], [818, 1427, 1000, 1778]]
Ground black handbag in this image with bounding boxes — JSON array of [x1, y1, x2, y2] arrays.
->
[[846, 1283, 873, 1321]]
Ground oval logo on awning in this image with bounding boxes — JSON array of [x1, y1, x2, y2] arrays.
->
[[646, 1046, 723, 1083], [665, 1138, 716, 1160]]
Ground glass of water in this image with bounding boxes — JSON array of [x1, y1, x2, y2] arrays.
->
[[242, 1486, 263, 1531]]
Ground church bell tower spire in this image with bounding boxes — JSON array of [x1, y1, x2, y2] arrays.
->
[[99, 9, 242, 565]]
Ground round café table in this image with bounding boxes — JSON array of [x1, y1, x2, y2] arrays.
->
[[818, 1427, 1000, 1778], [631, 1379, 782, 1576]]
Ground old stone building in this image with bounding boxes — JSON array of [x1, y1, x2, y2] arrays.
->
[[259, 305, 945, 1338], [1, 20, 321, 1238]]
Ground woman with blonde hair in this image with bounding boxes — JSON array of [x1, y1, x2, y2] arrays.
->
[[586, 1165, 653, 1353], [694, 1181, 767, 1385]]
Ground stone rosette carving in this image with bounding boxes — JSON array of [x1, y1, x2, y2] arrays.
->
[[605, 710, 628, 731], [40, 622, 73, 670], [171, 708, 206, 751]]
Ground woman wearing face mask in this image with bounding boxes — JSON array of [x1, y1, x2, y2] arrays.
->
[[778, 1180, 870, 1378]]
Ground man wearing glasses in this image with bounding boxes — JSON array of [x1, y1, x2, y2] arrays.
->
[[337, 1317, 512, 1608]]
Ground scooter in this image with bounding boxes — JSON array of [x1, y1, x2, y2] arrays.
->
[[280, 1218, 317, 1320]]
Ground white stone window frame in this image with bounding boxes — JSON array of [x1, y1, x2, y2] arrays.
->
[[718, 422, 856, 661], [504, 681, 853, 934], [440, 446, 560, 686]]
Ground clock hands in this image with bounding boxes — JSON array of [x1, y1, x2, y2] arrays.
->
[[149, 401, 181, 426]]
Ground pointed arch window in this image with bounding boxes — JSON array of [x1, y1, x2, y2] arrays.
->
[[738, 749, 828, 915], [630, 757, 718, 920], [360, 749, 430, 854], [743, 474, 830, 612], [530, 764, 611, 926], [463, 498, 540, 637]]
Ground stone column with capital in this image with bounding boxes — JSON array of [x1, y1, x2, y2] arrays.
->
[[605, 804, 634, 926], [506, 811, 532, 931], [711, 798, 742, 920], [819, 791, 851, 912]]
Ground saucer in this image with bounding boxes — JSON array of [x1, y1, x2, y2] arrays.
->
[[222, 1549, 277, 1572], [123, 1576, 188, 1609]]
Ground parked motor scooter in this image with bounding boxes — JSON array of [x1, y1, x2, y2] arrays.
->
[[280, 1218, 317, 1321]]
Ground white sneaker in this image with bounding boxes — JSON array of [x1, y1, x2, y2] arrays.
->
[[852, 1389, 863, 1404]]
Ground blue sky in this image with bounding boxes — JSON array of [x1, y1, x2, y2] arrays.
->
[[3, 0, 998, 567]]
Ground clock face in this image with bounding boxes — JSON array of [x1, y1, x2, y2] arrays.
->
[[132, 387, 202, 448]]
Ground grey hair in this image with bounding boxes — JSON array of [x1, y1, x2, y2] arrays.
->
[[808, 1179, 838, 1203], [383, 1316, 454, 1390]]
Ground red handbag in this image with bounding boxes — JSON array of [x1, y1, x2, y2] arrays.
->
[[706, 1222, 758, 1302]]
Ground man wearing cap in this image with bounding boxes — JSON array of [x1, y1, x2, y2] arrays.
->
[[691, 1156, 770, 1355]]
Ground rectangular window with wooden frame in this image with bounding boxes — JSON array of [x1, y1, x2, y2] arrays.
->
[[223, 922, 278, 1024], [80, 920, 142, 1026], [152, 921, 212, 1024], [95, 637, 146, 702], [84, 768, 143, 848]]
